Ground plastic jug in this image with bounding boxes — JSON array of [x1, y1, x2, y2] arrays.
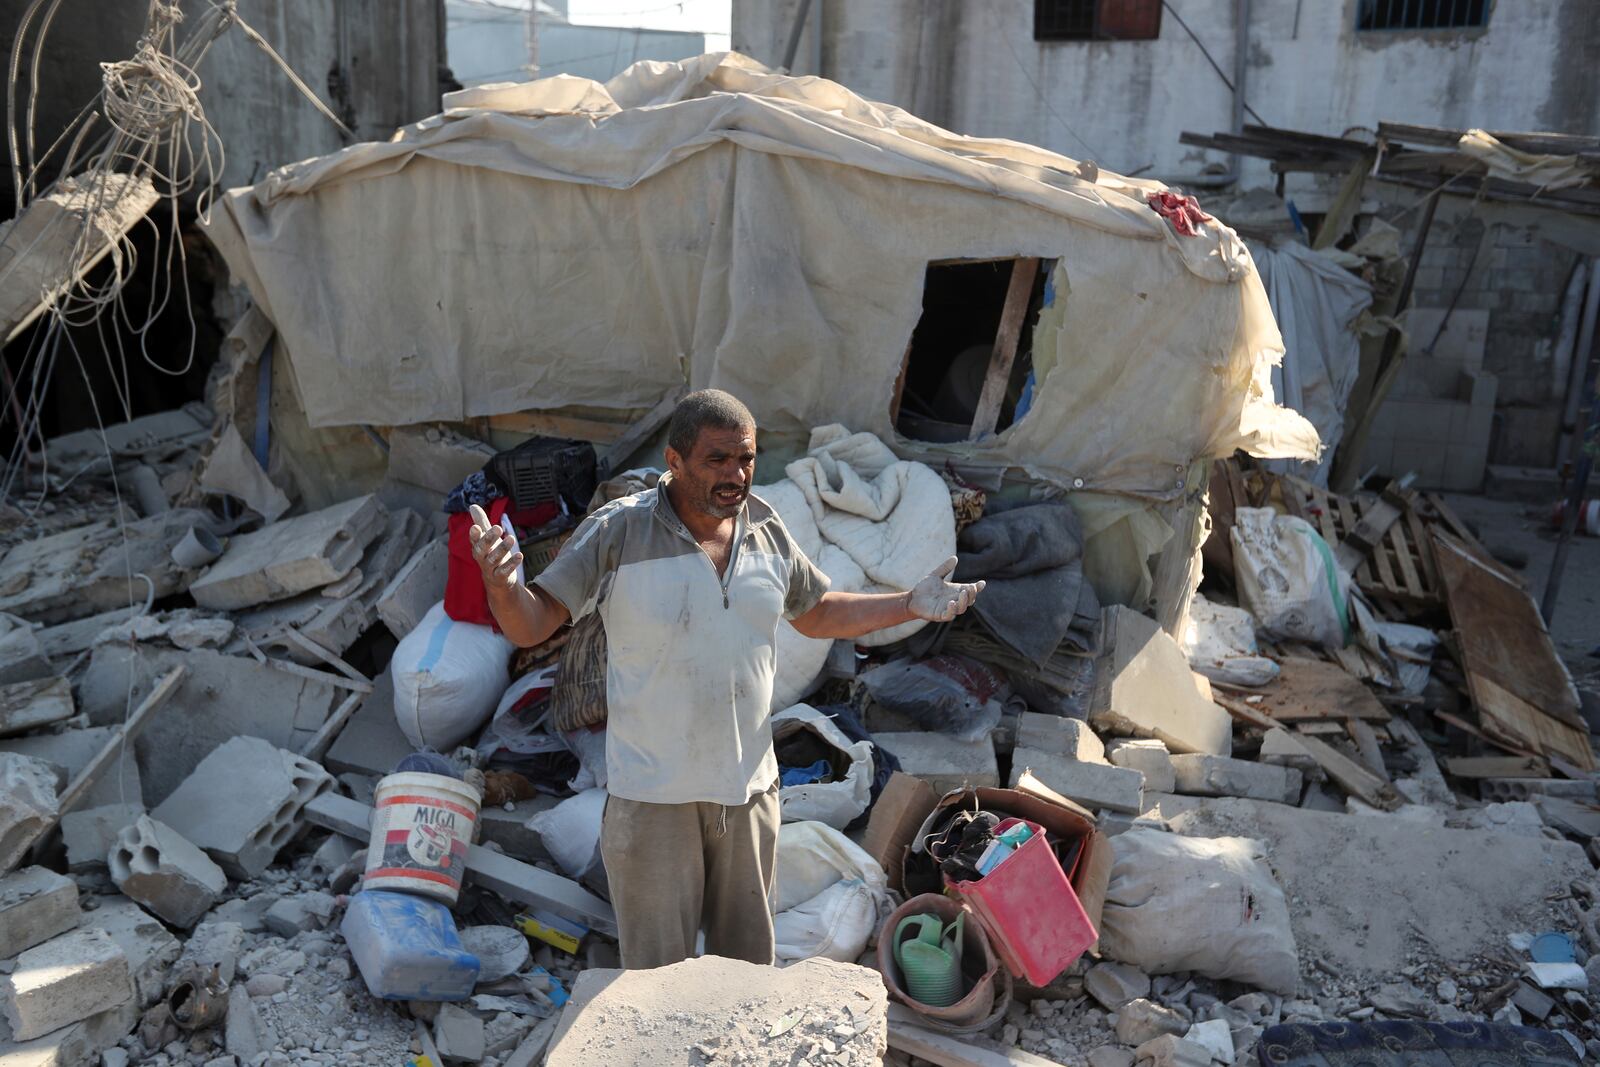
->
[[341, 890, 481, 1001], [893, 912, 965, 1008]]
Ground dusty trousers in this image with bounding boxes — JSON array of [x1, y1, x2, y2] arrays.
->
[[599, 783, 780, 970]]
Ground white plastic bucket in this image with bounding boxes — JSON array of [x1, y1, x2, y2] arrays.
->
[[364, 772, 482, 906]]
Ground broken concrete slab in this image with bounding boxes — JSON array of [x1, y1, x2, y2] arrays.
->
[[87, 896, 183, 1007], [80, 644, 339, 805], [0, 927, 134, 1041], [377, 538, 447, 640], [0, 995, 139, 1067], [1, 725, 143, 810], [107, 816, 228, 929], [263, 892, 336, 937], [60, 803, 144, 872], [1017, 713, 1106, 762], [152, 736, 333, 879], [199, 423, 292, 523], [434, 1001, 486, 1063], [1090, 606, 1231, 757], [386, 426, 496, 497], [1150, 794, 1593, 978], [547, 955, 888, 1067], [0, 752, 58, 873], [1085, 960, 1151, 1010], [0, 678, 74, 738], [1258, 728, 1323, 781], [872, 732, 999, 794], [189, 494, 388, 610], [0, 623, 52, 685], [229, 506, 429, 664], [1117, 998, 1187, 1045], [224, 982, 266, 1060], [177, 919, 246, 986], [1169, 755, 1301, 804], [0, 866, 79, 959], [1135, 1034, 1213, 1067], [1011, 747, 1144, 814], [323, 669, 412, 779], [42, 403, 209, 472], [1107, 739, 1176, 794], [0, 508, 215, 625]]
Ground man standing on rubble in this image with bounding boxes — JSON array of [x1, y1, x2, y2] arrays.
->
[[469, 389, 983, 970]]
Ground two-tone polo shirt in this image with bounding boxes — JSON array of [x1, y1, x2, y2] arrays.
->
[[531, 474, 830, 806]]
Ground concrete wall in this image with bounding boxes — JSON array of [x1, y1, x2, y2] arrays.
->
[[732, 0, 1600, 184], [447, 0, 705, 87]]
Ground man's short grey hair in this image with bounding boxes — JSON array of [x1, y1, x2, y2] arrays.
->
[[668, 389, 756, 456]]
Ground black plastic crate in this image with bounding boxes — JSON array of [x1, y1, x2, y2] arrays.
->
[[487, 436, 597, 512]]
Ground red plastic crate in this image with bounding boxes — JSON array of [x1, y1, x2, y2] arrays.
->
[[945, 818, 1097, 987]]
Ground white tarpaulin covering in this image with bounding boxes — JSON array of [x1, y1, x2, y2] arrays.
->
[[1249, 240, 1372, 487], [202, 53, 1317, 498]]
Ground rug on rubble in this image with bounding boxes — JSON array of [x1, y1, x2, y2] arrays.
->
[[1258, 1021, 1579, 1067]]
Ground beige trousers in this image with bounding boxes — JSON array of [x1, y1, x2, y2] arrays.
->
[[599, 783, 780, 970]]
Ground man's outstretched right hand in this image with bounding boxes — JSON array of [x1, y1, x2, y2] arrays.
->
[[468, 503, 524, 590]]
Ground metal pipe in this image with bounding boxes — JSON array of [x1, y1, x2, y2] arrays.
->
[[1558, 257, 1600, 468], [780, 0, 816, 72]]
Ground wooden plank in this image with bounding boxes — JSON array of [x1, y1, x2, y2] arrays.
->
[[1405, 506, 1439, 593], [1432, 532, 1592, 771], [1345, 718, 1391, 781], [298, 690, 364, 764], [601, 385, 686, 474], [1213, 692, 1280, 731], [1293, 729, 1403, 810], [1336, 496, 1403, 572], [1249, 657, 1391, 722], [887, 1007, 1068, 1067], [1446, 755, 1551, 779], [1424, 494, 1500, 570], [1386, 520, 1424, 599], [1432, 708, 1545, 761], [969, 257, 1041, 440], [488, 411, 629, 445], [303, 793, 617, 935]]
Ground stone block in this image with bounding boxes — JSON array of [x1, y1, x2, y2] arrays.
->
[[1117, 998, 1187, 1045], [323, 670, 413, 779], [1135, 1034, 1213, 1067], [1085, 961, 1150, 1010], [60, 804, 144, 872], [1107, 738, 1175, 793], [1017, 713, 1105, 762], [1170, 755, 1301, 804], [0, 726, 141, 810], [224, 983, 265, 1060], [87, 896, 182, 1007], [0, 867, 79, 959], [0, 927, 133, 1041], [1090, 607, 1231, 757], [377, 540, 448, 640], [152, 736, 334, 879], [386, 426, 495, 496], [1011, 747, 1143, 814], [263, 892, 336, 937], [80, 645, 338, 805], [189, 494, 388, 611], [0, 678, 74, 738], [435, 1002, 486, 1063], [107, 816, 227, 929], [0, 995, 139, 1067], [1184, 1019, 1233, 1063], [1258, 728, 1322, 781], [871, 732, 998, 795], [0, 752, 57, 872], [0, 624, 54, 685]]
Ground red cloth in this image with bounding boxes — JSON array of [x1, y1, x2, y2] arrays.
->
[[1146, 191, 1213, 237], [445, 498, 511, 628]]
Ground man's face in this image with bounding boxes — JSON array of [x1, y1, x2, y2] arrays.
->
[[666, 424, 757, 521]]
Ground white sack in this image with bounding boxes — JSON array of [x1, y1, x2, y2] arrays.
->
[[1099, 829, 1299, 994], [1182, 593, 1280, 688], [773, 821, 889, 965], [527, 787, 608, 880], [772, 704, 874, 829], [391, 601, 515, 750], [1231, 508, 1349, 649]]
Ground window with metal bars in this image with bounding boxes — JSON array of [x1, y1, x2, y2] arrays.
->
[[1034, 0, 1162, 41], [1357, 0, 1490, 31]]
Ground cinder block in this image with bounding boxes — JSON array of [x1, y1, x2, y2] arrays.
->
[[0, 867, 79, 959], [1106, 738, 1175, 793], [377, 539, 448, 640], [107, 816, 228, 929], [1016, 713, 1105, 763], [0, 927, 134, 1041], [872, 732, 999, 795], [1170, 754, 1302, 804], [60, 803, 144, 872], [1010, 747, 1143, 814], [88, 896, 183, 1007], [1090, 606, 1231, 757], [152, 736, 334, 879]]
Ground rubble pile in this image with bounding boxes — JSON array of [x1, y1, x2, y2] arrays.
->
[[1, 392, 1598, 1067]]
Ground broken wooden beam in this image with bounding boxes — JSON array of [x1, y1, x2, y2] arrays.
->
[[1292, 729, 1402, 810], [970, 257, 1041, 440], [887, 1006, 1067, 1067]]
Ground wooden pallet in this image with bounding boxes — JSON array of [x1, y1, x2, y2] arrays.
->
[[1277, 476, 1440, 615]]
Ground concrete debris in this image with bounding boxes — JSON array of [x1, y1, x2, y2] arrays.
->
[[1182, 1019, 1234, 1062], [323, 669, 412, 779], [871, 731, 1000, 793], [0, 751, 58, 873], [1134, 1033, 1213, 1067], [1, 926, 134, 1041], [0, 866, 79, 959], [89, 896, 183, 1007], [0, 677, 74, 737], [434, 1001, 487, 1063], [1107, 738, 1176, 793], [0, 724, 142, 810], [107, 816, 228, 929], [1012, 747, 1145, 813], [1169, 754, 1302, 804], [263, 891, 337, 937], [1091, 1045, 1138, 1067], [0, 620, 53, 685], [1257, 727, 1324, 781], [376, 538, 448, 640], [1481, 778, 1598, 802], [1116, 998, 1188, 1044], [60, 803, 144, 872], [1086, 961, 1152, 1010], [1018, 712, 1107, 762], [224, 981, 267, 1059], [199, 423, 293, 523], [189, 494, 388, 610], [152, 736, 334, 879], [1090, 606, 1232, 757]]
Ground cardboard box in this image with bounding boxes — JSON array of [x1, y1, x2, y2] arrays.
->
[[861, 772, 940, 893]]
